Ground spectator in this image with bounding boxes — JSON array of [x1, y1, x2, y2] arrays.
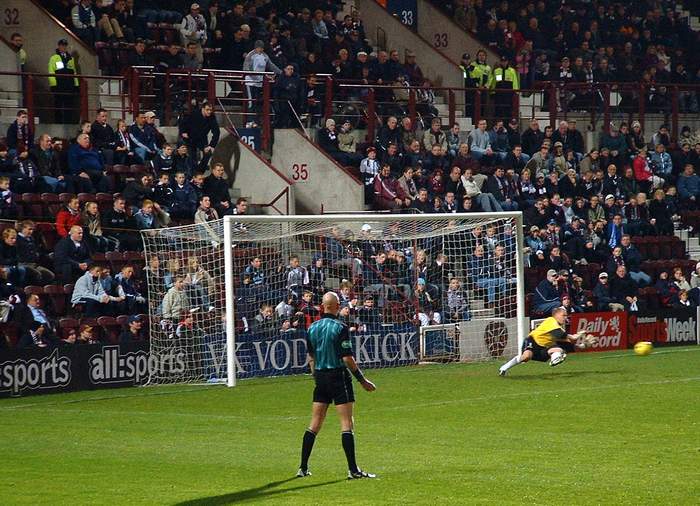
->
[[413, 278, 441, 326], [129, 38, 151, 67], [115, 265, 146, 314], [649, 143, 673, 184], [129, 113, 158, 163], [593, 271, 623, 312], [56, 196, 82, 238], [16, 220, 54, 285], [677, 164, 700, 209], [54, 225, 91, 283], [422, 118, 447, 153], [376, 116, 402, 153], [605, 214, 625, 249], [243, 40, 282, 118], [16, 294, 59, 348], [610, 265, 641, 312], [619, 235, 651, 286], [649, 189, 674, 235], [67, 134, 110, 193], [29, 134, 67, 193], [194, 195, 219, 224], [82, 201, 116, 253], [0, 228, 27, 287], [373, 165, 404, 210], [71, 0, 97, 46], [6, 110, 33, 161], [203, 163, 232, 217], [521, 118, 545, 157], [180, 3, 207, 63], [651, 124, 670, 149], [488, 120, 510, 162], [396, 166, 417, 203], [169, 172, 198, 219], [162, 276, 190, 321], [123, 173, 154, 211], [151, 144, 175, 175], [462, 167, 503, 212], [180, 101, 220, 172], [469, 119, 495, 165], [273, 64, 305, 128], [337, 122, 362, 165], [102, 197, 138, 251], [133, 199, 170, 230], [485, 167, 519, 211], [600, 125, 629, 167], [48, 39, 78, 124], [114, 119, 134, 166], [445, 277, 471, 322], [71, 264, 124, 317], [90, 108, 117, 165], [532, 269, 562, 315], [468, 244, 506, 309], [119, 315, 145, 344]]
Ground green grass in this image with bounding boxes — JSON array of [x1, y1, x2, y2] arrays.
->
[[2, 347, 700, 505]]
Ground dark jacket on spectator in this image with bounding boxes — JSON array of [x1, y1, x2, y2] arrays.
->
[[53, 236, 91, 273], [203, 174, 231, 206], [610, 273, 638, 303], [123, 181, 153, 209], [90, 122, 116, 151], [593, 281, 614, 310], [68, 144, 103, 174], [180, 109, 220, 150], [533, 279, 560, 309], [16, 233, 42, 264]]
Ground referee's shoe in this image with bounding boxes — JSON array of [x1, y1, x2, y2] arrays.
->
[[348, 469, 376, 479]]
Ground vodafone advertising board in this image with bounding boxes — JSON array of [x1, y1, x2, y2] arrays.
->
[[569, 312, 628, 352]]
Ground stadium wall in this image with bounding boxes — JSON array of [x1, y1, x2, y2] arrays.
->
[[212, 130, 296, 215], [271, 129, 365, 214], [413, 0, 500, 67], [356, 0, 464, 99], [0, 36, 21, 113]]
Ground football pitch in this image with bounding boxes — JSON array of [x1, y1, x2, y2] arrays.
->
[[2, 347, 699, 505]]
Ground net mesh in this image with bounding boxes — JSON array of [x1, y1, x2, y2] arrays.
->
[[142, 214, 522, 384]]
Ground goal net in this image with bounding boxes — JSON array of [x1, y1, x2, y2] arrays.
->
[[142, 213, 526, 386]]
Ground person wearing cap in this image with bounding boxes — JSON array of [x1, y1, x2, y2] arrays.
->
[[48, 39, 79, 124], [532, 269, 562, 315], [180, 3, 207, 63], [488, 55, 519, 120], [243, 40, 282, 118], [593, 271, 623, 311], [119, 315, 145, 344]]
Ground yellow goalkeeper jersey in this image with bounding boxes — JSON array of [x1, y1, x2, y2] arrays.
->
[[529, 317, 567, 347]]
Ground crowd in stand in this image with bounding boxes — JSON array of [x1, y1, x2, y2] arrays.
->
[[0, 97, 251, 348], [440, 0, 700, 108]]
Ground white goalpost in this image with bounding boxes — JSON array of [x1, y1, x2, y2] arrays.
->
[[142, 212, 527, 386]]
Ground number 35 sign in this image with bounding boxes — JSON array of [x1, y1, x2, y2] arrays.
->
[[291, 163, 309, 181]]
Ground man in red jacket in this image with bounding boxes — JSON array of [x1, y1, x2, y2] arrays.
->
[[633, 146, 664, 195], [372, 164, 404, 210]]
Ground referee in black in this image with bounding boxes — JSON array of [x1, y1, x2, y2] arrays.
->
[[297, 291, 377, 479]]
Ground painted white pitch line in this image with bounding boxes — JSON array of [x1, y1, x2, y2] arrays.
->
[[4, 376, 699, 422], [597, 347, 700, 359]]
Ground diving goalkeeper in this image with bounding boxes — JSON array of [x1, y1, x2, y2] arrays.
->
[[498, 306, 597, 376]]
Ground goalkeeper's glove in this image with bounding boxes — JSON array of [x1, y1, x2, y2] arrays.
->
[[575, 333, 599, 349]]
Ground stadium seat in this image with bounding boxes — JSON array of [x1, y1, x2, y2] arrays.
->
[[20, 193, 43, 218], [78, 193, 97, 205], [0, 322, 19, 347], [35, 223, 59, 252], [58, 317, 79, 339], [44, 284, 68, 316], [116, 315, 130, 327], [23, 285, 44, 296], [97, 316, 121, 344], [96, 193, 114, 213], [106, 251, 126, 273], [41, 193, 61, 216]]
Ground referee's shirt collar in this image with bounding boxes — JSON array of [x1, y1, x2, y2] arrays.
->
[[321, 313, 338, 320]]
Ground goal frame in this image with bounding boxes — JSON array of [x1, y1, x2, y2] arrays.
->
[[222, 212, 527, 387]]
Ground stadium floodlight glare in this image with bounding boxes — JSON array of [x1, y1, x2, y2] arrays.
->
[[142, 213, 526, 387]]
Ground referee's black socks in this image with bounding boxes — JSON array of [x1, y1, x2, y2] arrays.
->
[[341, 431, 358, 473], [300, 429, 316, 472]]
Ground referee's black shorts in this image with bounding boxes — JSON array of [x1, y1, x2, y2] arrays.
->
[[313, 368, 355, 405]]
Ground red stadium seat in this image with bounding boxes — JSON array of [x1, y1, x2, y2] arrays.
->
[[97, 316, 121, 344], [58, 317, 79, 339], [44, 284, 68, 317], [41, 192, 61, 216]]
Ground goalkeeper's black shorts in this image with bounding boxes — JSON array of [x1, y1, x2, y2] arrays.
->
[[522, 337, 551, 362], [313, 368, 355, 405]]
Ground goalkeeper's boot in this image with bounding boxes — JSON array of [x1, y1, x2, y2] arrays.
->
[[348, 469, 376, 480], [549, 352, 567, 367], [498, 367, 507, 376], [296, 468, 312, 478]]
